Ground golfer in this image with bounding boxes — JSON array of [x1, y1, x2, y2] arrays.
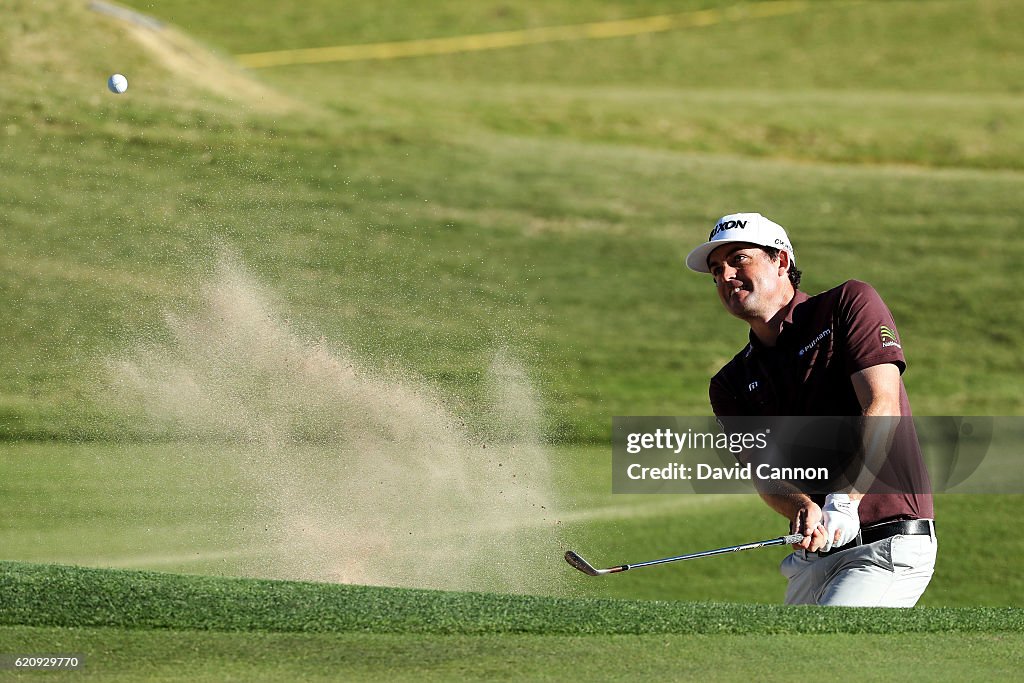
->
[[686, 212, 936, 607]]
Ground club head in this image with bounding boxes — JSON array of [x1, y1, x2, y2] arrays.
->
[[564, 550, 603, 576]]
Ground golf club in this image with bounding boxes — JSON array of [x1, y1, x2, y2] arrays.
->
[[565, 533, 805, 576]]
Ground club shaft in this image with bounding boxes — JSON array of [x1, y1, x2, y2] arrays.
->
[[565, 534, 804, 576], [625, 539, 781, 570]]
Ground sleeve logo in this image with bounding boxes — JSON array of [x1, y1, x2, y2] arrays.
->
[[880, 325, 902, 349]]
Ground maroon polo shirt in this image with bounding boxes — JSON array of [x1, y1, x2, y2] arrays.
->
[[709, 280, 934, 525]]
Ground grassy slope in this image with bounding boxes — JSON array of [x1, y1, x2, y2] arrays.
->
[[2, 0, 1023, 442], [1, 562, 1022, 681], [137, 0, 1024, 95]]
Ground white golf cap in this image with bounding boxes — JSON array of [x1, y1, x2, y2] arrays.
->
[[685, 212, 795, 273]]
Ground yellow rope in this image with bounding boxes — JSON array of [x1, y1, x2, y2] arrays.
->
[[236, 2, 809, 69]]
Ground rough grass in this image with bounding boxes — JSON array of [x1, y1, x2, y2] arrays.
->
[[1, 562, 1022, 681], [3, 562, 1022, 635], [2, 562, 1023, 681]]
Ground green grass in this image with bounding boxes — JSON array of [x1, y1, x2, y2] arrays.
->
[[2, 628, 1020, 682], [2, 443, 1022, 607], [3, 562, 1023, 635], [122, 0, 1024, 95], [1, 563, 1022, 681], [2, 1, 1024, 679], [2, 0, 1023, 441]]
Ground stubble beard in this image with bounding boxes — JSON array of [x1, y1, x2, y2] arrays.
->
[[722, 281, 785, 323]]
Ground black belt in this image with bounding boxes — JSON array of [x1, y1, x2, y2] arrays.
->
[[813, 519, 935, 556]]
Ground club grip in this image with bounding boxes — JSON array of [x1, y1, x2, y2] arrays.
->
[[782, 533, 805, 544]]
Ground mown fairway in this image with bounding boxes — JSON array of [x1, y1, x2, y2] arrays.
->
[[2, 0, 1023, 680]]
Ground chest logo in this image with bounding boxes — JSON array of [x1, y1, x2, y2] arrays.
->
[[797, 328, 832, 357]]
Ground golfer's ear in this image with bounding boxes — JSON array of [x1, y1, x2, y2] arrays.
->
[[777, 249, 790, 276]]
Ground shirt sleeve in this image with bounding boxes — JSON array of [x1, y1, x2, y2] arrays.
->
[[838, 280, 907, 375]]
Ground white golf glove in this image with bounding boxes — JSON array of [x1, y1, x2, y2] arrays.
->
[[821, 493, 860, 552]]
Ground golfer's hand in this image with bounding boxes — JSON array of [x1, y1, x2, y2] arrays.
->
[[791, 502, 829, 552], [820, 493, 861, 552]]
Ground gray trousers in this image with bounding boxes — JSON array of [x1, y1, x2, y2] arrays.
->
[[780, 530, 937, 607]]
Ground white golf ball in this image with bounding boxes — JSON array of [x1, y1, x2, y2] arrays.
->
[[107, 74, 128, 94]]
